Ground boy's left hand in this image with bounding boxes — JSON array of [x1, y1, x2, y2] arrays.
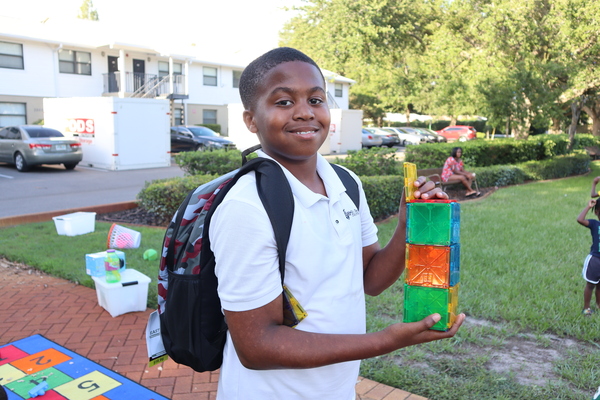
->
[[413, 177, 449, 200]]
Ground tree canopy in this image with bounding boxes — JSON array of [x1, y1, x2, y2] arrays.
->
[[281, 0, 600, 137], [77, 0, 99, 21]]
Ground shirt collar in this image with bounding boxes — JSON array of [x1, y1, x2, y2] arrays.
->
[[255, 150, 347, 208]]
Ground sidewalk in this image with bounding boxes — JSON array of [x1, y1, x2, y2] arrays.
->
[[0, 258, 427, 400]]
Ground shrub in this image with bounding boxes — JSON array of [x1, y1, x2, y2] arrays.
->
[[137, 175, 218, 224], [361, 175, 404, 220], [334, 147, 401, 176], [174, 149, 255, 176]]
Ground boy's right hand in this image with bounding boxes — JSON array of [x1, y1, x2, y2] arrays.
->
[[589, 199, 597, 208], [385, 313, 465, 349]]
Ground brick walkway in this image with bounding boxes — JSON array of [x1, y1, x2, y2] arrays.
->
[[0, 259, 426, 400]]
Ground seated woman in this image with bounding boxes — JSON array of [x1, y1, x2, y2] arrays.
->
[[441, 147, 480, 197]]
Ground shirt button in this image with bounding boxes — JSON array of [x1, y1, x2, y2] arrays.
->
[[335, 220, 339, 224]]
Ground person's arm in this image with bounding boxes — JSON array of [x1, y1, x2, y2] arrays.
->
[[362, 178, 446, 296], [224, 290, 464, 370], [591, 177, 600, 198], [577, 199, 595, 227]]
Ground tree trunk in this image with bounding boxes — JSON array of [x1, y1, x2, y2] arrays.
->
[[568, 95, 586, 150], [450, 116, 457, 126], [549, 118, 561, 134], [582, 100, 600, 136], [405, 107, 411, 127]]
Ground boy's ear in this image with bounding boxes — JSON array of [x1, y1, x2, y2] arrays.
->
[[243, 110, 258, 133]]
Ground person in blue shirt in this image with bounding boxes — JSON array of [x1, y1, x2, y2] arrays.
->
[[576, 179, 600, 316]]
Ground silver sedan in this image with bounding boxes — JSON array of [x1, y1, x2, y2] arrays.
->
[[0, 125, 83, 172]]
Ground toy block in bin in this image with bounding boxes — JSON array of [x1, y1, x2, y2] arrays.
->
[[406, 200, 460, 245], [403, 283, 459, 331], [403, 162, 417, 201], [406, 243, 460, 288]]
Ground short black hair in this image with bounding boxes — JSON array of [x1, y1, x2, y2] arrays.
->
[[239, 47, 324, 110], [595, 201, 600, 215], [451, 147, 463, 158]]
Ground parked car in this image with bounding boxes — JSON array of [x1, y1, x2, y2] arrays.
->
[[395, 126, 436, 143], [0, 125, 83, 172], [365, 127, 401, 148], [417, 127, 447, 143], [361, 128, 384, 148], [170, 126, 236, 152], [381, 127, 424, 146], [436, 125, 477, 142]]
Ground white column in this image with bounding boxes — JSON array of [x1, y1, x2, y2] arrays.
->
[[169, 57, 174, 95], [118, 49, 126, 98]]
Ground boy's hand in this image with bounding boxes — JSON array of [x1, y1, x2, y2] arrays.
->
[[594, 176, 600, 184], [589, 199, 596, 208], [413, 176, 449, 200], [386, 313, 466, 348]]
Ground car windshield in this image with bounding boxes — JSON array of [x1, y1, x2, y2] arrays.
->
[[186, 127, 219, 137], [25, 127, 64, 138]]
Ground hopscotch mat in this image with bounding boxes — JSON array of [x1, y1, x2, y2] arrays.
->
[[0, 334, 168, 400]]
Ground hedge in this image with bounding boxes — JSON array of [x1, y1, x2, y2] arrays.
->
[[139, 144, 592, 223]]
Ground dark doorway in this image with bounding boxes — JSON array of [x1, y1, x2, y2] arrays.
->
[[108, 56, 119, 92], [133, 59, 145, 91]]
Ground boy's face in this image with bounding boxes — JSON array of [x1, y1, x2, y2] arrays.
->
[[243, 61, 330, 166]]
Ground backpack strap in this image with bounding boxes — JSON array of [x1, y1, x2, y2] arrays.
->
[[331, 164, 360, 210], [201, 157, 293, 283]]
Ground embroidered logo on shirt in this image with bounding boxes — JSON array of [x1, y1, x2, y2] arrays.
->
[[343, 208, 359, 220]]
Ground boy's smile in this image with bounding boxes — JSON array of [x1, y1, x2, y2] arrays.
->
[[243, 61, 330, 169]]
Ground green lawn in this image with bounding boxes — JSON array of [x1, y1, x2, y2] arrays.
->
[[2, 162, 600, 399]]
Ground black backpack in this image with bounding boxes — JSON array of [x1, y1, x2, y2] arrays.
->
[[157, 148, 360, 372]]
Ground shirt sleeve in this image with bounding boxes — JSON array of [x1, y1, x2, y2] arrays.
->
[[209, 196, 282, 312]]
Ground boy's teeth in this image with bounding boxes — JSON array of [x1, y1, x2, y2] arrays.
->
[[294, 130, 315, 135]]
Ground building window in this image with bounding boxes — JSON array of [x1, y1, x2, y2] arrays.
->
[[159, 61, 183, 79], [203, 109, 217, 124], [233, 70, 242, 88], [0, 103, 27, 127], [173, 108, 184, 125], [334, 83, 343, 97], [203, 67, 217, 86], [58, 49, 91, 75], [0, 41, 24, 69]]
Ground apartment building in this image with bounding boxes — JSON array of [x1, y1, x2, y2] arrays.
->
[[0, 15, 354, 137]]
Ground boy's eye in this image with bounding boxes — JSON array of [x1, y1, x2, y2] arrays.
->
[[309, 98, 324, 105], [276, 100, 293, 106]]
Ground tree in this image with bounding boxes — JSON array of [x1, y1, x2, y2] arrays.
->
[[78, 0, 99, 21]]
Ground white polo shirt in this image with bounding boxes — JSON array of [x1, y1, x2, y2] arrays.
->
[[210, 151, 378, 400]]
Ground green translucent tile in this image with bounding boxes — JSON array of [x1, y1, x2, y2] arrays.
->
[[403, 284, 459, 331], [406, 200, 460, 245]]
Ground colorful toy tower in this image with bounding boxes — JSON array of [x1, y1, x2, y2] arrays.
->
[[403, 162, 460, 331]]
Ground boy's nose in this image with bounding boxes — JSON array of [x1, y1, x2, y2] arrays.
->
[[293, 103, 314, 120]]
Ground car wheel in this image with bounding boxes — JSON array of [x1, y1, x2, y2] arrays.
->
[[64, 163, 78, 170], [387, 144, 394, 148], [14, 152, 29, 172], [458, 136, 467, 142], [195, 144, 205, 151]]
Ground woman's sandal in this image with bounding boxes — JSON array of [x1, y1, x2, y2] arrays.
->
[[583, 308, 593, 316]]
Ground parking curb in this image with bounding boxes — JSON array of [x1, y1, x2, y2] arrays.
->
[[0, 201, 138, 228]]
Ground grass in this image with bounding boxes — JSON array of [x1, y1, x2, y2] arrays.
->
[[363, 161, 600, 399], [2, 163, 600, 399], [0, 221, 165, 309]]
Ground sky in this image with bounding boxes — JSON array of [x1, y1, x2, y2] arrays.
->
[[1, 0, 302, 63]]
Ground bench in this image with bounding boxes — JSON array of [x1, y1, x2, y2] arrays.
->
[[417, 168, 479, 193], [585, 146, 600, 160]]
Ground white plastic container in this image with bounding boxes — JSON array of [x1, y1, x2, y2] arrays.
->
[[52, 212, 96, 236], [91, 269, 151, 317]]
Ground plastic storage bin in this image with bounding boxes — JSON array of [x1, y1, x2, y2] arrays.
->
[[406, 200, 460, 245], [405, 243, 460, 288], [403, 283, 459, 331], [85, 250, 126, 277], [91, 269, 151, 317], [52, 212, 96, 236]]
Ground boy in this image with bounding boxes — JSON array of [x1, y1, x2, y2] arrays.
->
[[209, 47, 465, 399], [577, 178, 600, 316]]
